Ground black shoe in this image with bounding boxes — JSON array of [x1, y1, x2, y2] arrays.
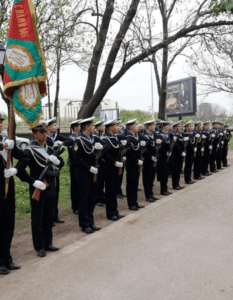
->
[[186, 180, 196, 184], [129, 206, 139, 211], [136, 204, 145, 209], [82, 227, 94, 234], [121, 194, 127, 197], [54, 218, 65, 223], [178, 186, 184, 189], [107, 216, 119, 221], [161, 191, 170, 196], [4, 262, 21, 270], [213, 170, 219, 173], [45, 245, 60, 252], [152, 196, 159, 200], [117, 214, 125, 219], [196, 176, 204, 180], [146, 198, 155, 202], [0, 266, 9, 275], [73, 209, 79, 215], [116, 195, 123, 199], [202, 173, 210, 176], [96, 202, 105, 207], [37, 249, 46, 257], [90, 225, 101, 231], [173, 186, 182, 190], [137, 188, 142, 191]]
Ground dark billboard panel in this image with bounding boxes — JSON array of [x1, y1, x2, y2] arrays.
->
[[166, 77, 197, 117]]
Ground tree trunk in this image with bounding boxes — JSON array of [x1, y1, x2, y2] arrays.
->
[[54, 54, 61, 118], [47, 78, 51, 118]]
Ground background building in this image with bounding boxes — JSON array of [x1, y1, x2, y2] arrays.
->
[[42, 98, 118, 121]]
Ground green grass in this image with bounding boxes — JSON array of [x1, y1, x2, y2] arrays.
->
[[229, 139, 233, 150], [14, 148, 71, 228]]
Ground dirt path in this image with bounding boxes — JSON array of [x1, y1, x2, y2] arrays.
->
[[4, 150, 233, 271]]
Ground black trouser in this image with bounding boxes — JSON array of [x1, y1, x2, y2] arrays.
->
[[202, 149, 210, 174], [0, 178, 15, 266], [217, 148, 223, 169], [30, 183, 56, 251], [143, 158, 156, 199], [76, 168, 97, 228], [104, 164, 119, 218], [116, 166, 124, 196], [184, 153, 194, 183], [54, 176, 60, 220], [70, 165, 79, 211], [126, 162, 139, 207], [210, 149, 217, 172], [97, 164, 105, 204], [172, 153, 182, 188], [222, 146, 228, 166], [194, 151, 203, 179], [157, 155, 169, 194]]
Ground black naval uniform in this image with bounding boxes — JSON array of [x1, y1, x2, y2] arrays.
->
[[157, 131, 171, 194], [142, 131, 156, 200], [193, 131, 203, 180], [0, 134, 22, 269], [46, 133, 67, 221], [72, 133, 98, 229], [171, 132, 184, 189], [209, 127, 219, 172], [202, 130, 211, 175], [102, 132, 122, 219], [222, 130, 231, 167], [216, 130, 224, 170], [183, 130, 195, 183], [16, 141, 62, 251], [125, 132, 141, 209], [67, 133, 79, 212]]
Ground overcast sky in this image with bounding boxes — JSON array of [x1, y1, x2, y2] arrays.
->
[[0, 50, 231, 119]]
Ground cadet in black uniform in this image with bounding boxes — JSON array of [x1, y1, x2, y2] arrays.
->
[[222, 125, 232, 167], [68, 119, 82, 215], [102, 119, 126, 221], [157, 121, 173, 195], [193, 121, 205, 180], [216, 121, 225, 170], [210, 121, 220, 173], [0, 114, 21, 274], [16, 121, 62, 257], [142, 120, 158, 202], [125, 119, 145, 211], [183, 121, 196, 184], [72, 117, 102, 234], [171, 121, 185, 190], [92, 120, 106, 206], [46, 117, 67, 223], [202, 121, 212, 176]]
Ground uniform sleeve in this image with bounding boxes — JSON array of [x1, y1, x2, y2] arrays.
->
[[72, 140, 91, 172], [101, 139, 115, 165], [15, 149, 35, 185]]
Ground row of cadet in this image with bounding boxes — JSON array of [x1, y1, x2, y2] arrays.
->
[[0, 115, 231, 274]]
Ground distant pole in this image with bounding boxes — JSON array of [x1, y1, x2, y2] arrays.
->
[[151, 64, 154, 118]]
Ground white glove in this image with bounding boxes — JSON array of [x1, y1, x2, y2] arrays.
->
[[181, 152, 186, 157], [121, 140, 127, 146], [5, 139, 14, 149], [49, 155, 60, 166], [221, 141, 224, 144], [194, 148, 197, 152], [140, 141, 146, 146], [220, 133, 223, 136], [94, 143, 103, 150], [209, 145, 213, 150], [183, 137, 189, 142], [224, 130, 227, 134], [115, 161, 123, 168], [33, 180, 46, 190], [211, 134, 215, 138], [173, 136, 177, 142], [4, 168, 18, 178], [201, 148, 204, 152], [151, 156, 157, 162], [138, 160, 143, 165], [54, 140, 63, 147], [123, 157, 126, 162], [156, 139, 162, 144], [166, 152, 171, 156], [195, 134, 200, 138], [90, 166, 98, 174], [202, 135, 206, 139], [217, 144, 219, 148]]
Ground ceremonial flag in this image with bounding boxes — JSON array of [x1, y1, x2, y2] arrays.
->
[[3, 0, 47, 127]]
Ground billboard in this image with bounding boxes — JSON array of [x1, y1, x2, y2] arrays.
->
[[100, 109, 119, 123], [166, 77, 197, 117]]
